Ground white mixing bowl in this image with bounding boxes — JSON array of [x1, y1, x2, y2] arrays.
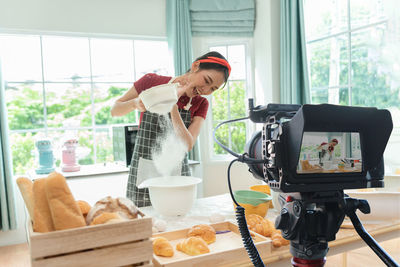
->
[[139, 83, 178, 114], [138, 176, 201, 216]]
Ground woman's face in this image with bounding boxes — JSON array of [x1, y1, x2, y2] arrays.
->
[[185, 67, 225, 97]]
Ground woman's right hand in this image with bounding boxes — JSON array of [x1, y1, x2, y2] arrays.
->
[[133, 98, 146, 112]]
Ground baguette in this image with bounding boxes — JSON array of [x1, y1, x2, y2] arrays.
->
[[33, 178, 55, 233], [16, 177, 35, 221], [45, 172, 86, 230]]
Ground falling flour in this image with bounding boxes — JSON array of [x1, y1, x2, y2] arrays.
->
[[152, 115, 188, 177]]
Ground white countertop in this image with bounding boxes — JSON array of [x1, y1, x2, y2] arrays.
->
[[140, 193, 279, 232], [26, 162, 129, 180]]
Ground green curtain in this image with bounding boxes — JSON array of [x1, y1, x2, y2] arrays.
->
[[166, 0, 193, 76], [0, 59, 17, 231], [166, 0, 200, 161], [189, 0, 255, 37], [280, 0, 311, 104]]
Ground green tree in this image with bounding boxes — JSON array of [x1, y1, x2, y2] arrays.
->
[[212, 81, 246, 155], [10, 133, 35, 174], [6, 85, 135, 175], [7, 86, 44, 130], [308, 7, 400, 109]]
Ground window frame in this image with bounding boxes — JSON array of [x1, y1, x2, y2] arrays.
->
[[304, 0, 389, 105], [1, 29, 172, 174], [205, 39, 255, 161]]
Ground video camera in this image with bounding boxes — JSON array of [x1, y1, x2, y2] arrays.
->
[[245, 99, 393, 193], [214, 99, 398, 267]]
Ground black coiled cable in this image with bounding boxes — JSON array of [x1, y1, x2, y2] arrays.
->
[[228, 159, 265, 267], [213, 117, 264, 164]]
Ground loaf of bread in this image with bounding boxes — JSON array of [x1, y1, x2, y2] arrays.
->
[[187, 224, 216, 244], [45, 172, 86, 230], [16, 177, 35, 220], [77, 200, 91, 219], [89, 212, 126, 225], [176, 236, 210, 256], [33, 178, 55, 233], [86, 196, 144, 225], [153, 237, 174, 257]]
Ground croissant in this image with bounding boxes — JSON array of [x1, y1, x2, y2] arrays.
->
[[271, 229, 290, 247], [187, 224, 216, 244], [246, 214, 289, 247], [246, 214, 273, 237], [153, 237, 174, 257], [176, 236, 210, 256]]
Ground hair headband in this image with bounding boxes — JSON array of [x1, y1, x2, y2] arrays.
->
[[197, 56, 231, 76]]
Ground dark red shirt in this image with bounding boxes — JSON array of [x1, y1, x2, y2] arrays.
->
[[319, 142, 335, 152], [134, 73, 209, 124]]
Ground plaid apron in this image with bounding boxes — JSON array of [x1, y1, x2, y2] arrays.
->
[[127, 109, 192, 207]]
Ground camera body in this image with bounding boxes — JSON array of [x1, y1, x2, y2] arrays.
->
[[246, 100, 393, 193]]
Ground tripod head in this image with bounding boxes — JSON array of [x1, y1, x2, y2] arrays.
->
[[276, 191, 345, 261]]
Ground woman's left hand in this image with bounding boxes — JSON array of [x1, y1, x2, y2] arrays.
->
[[176, 81, 194, 97]]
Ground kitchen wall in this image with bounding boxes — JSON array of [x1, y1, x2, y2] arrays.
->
[[0, 0, 166, 37]]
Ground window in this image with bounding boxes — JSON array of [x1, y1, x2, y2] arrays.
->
[[304, 0, 400, 174], [209, 44, 251, 157], [0, 33, 173, 175]]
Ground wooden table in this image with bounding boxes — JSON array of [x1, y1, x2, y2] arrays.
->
[[141, 194, 400, 267], [235, 220, 400, 267]]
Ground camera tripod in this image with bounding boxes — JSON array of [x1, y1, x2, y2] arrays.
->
[[275, 191, 399, 267]]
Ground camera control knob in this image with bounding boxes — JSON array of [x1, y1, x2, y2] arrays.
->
[[275, 208, 290, 231]]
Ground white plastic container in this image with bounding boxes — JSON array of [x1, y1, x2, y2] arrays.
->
[[345, 190, 400, 222], [138, 176, 201, 216], [139, 83, 178, 114]]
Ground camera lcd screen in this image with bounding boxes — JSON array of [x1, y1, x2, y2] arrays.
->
[[297, 132, 362, 174]]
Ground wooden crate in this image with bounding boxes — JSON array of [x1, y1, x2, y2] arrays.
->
[[152, 221, 272, 267], [28, 217, 153, 267]]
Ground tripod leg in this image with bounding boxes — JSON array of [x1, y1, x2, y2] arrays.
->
[[347, 211, 399, 267]]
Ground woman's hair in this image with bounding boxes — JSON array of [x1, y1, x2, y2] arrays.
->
[[194, 51, 230, 82]]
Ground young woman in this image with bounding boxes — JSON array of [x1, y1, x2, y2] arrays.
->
[[111, 51, 231, 207], [317, 138, 339, 164]]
